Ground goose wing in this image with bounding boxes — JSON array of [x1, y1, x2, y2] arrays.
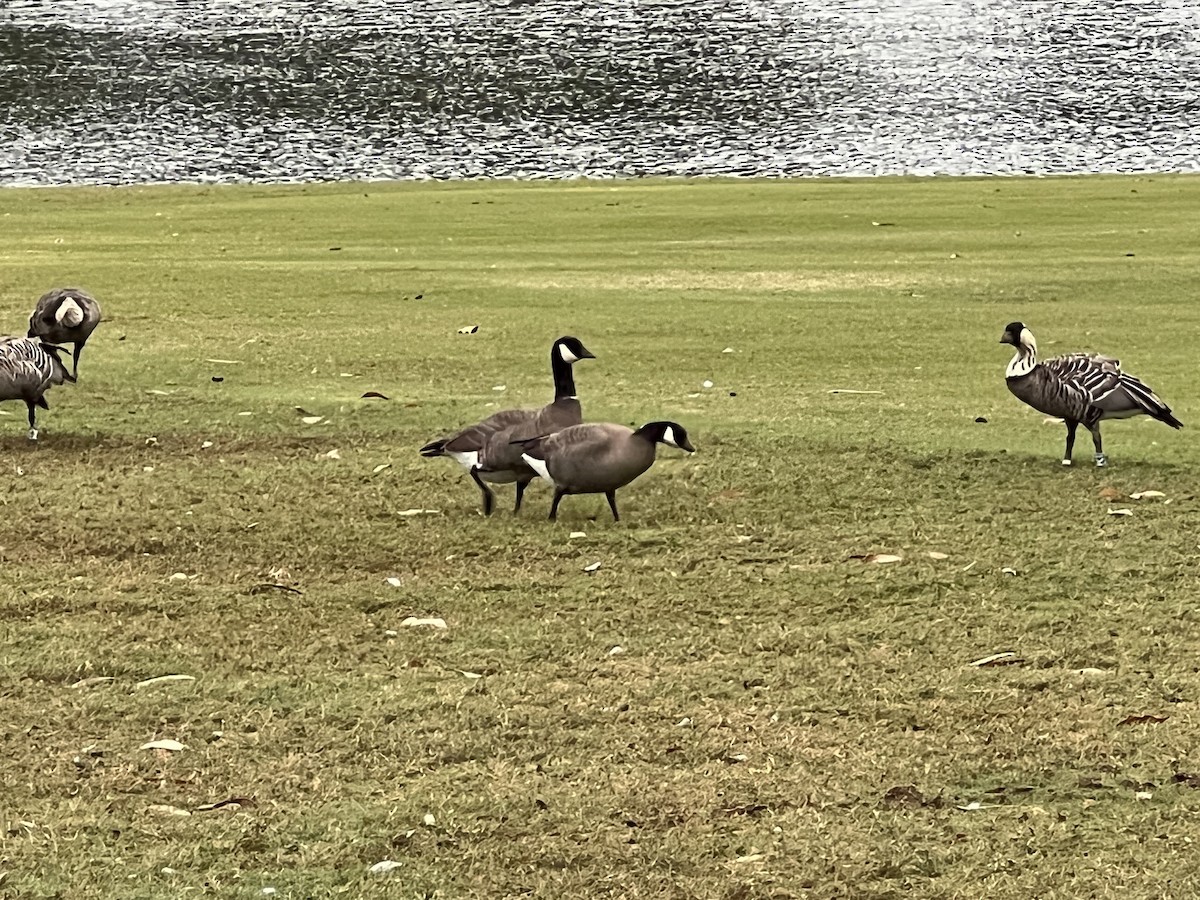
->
[[1044, 352, 1180, 425]]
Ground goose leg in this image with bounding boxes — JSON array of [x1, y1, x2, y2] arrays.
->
[[72, 341, 86, 379], [605, 490, 620, 522], [548, 488, 565, 521], [469, 468, 496, 516], [1062, 420, 1078, 466], [1089, 424, 1106, 468], [25, 400, 38, 442], [513, 478, 531, 514]]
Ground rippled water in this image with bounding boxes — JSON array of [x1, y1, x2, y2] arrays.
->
[[2, 0, 1199, 185]]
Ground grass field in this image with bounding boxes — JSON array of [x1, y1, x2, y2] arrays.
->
[[1, 174, 1199, 899]]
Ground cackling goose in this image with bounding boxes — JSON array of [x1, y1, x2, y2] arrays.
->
[[516, 420, 695, 521], [420, 336, 595, 515]]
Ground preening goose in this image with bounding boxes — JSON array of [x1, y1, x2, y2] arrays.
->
[[516, 420, 695, 521], [28, 288, 102, 378], [420, 336, 596, 515], [1000, 322, 1182, 467], [0, 337, 76, 441]]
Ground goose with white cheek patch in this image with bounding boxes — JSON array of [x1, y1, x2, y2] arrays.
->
[[1000, 321, 1182, 467], [419, 336, 595, 515], [514, 421, 695, 522], [28, 287, 103, 379], [0, 337, 76, 441]]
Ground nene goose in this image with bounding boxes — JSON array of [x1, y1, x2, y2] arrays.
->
[[1000, 321, 1182, 467], [0, 337, 76, 441], [515, 421, 695, 521], [27, 287, 102, 378], [419, 336, 596, 515]]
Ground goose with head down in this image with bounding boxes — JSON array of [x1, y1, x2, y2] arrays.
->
[[28, 287, 102, 379], [1000, 321, 1182, 467], [515, 420, 695, 521], [420, 336, 595, 515]]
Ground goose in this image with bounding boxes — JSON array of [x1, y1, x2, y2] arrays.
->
[[27, 287, 102, 378], [999, 321, 1182, 467], [0, 337, 76, 441], [419, 336, 595, 515], [515, 421, 695, 521]]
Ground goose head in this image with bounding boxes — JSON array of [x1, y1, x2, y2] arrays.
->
[[554, 336, 595, 365], [999, 321, 1036, 354], [638, 421, 696, 453]]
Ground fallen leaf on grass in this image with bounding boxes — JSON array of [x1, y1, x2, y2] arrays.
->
[[1098, 486, 1125, 501], [970, 652, 1023, 667], [1135, 791, 1153, 801], [1119, 714, 1168, 726], [583, 561, 603, 573], [372, 463, 391, 474], [146, 389, 172, 396], [927, 551, 949, 560], [956, 801, 998, 812], [369, 860, 403, 874], [135, 674, 196, 690], [70, 676, 114, 690], [1075, 667, 1107, 676], [385, 577, 402, 587], [461, 671, 483, 680], [320, 449, 341, 460], [850, 553, 902, 564], [397, 508, 438, 516], [569, 531, 587, 539], [301, 416, 324, 425], [195, 797, 255, 812], [205, 359, 241, 364], [400, 616, 447, 629], [828, 389, 883, 394], [140, 739, 186, 752], [147, 804, 192, 818], [1130, 490, 1166, 500], [734, 854, 765, 864], [1107, 508, 1133, 517], [361, 391, 389, 400], [1042, 416, 1063, 425], [294, 407, 315, 417], [248, 583, 303, 596], [457, 325, 479, 334], [422, 813, 436, 827], [1001, 567, 1018, 576]]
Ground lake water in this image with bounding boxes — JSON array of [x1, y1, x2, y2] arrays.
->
[[2, 0, 1199, 185]]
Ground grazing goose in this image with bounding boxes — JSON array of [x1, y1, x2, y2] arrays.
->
[[27, 287, 102, 378], [0, 337, 76, 441], [1000, 321, 1182, 467], [516, 421, 695, 521], [419, 336, 596, 515]]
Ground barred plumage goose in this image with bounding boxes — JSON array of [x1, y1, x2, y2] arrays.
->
[[515, 420, 695, 522], [1000, 322, 1182, 467], [419, 336, 595, 515], [0, 337, 76, 441], [28, 287, 102, 378]]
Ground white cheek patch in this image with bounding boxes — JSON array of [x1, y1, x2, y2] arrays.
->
[[661, 426, 679, 449], [558, 344, 579, 364], [447, 450, 480, 471], [522, 453, 552, 481], [56, 299, 84, 327]]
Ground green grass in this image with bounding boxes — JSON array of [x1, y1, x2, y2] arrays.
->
[[1, 174, 1199, 899]]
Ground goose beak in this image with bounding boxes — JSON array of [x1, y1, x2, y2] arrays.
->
[[678, 438, 696, 453], [579, 348, 596, 360]]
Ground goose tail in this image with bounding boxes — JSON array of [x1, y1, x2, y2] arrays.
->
[[419, 438, 448, 458], [1121, 375, 1183, 429]]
